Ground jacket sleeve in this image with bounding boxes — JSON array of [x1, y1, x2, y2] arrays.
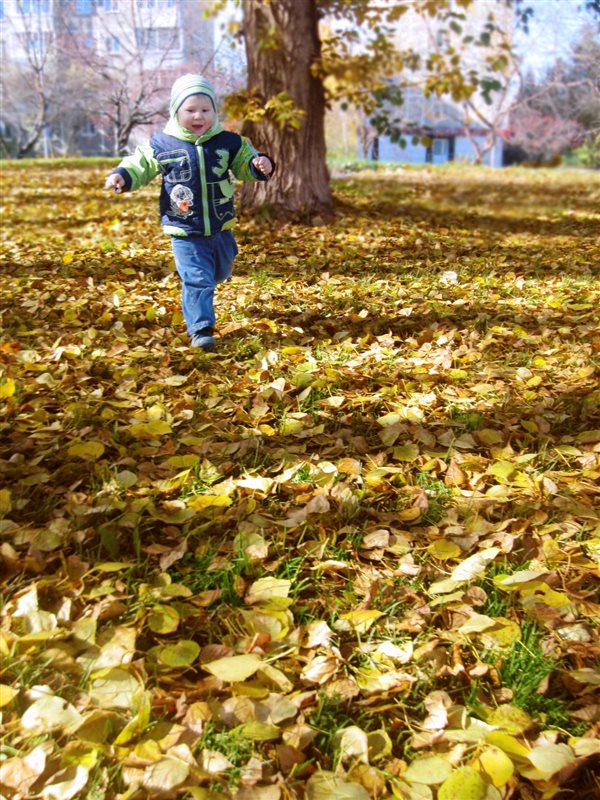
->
[[112, 144, 161, 192], [230, 136, 274, 182]]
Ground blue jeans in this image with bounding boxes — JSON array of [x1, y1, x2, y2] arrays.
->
[[171, 231, 238, 337]]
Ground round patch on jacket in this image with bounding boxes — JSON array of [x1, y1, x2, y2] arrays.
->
[[170, 184, 194, 218]]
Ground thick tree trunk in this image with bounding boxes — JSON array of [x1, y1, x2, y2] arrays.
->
[[240, 0, 333, 221]]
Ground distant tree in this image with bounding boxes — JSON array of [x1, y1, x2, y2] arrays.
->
[[508, 24, 600, 164], [1, 0, 219, 158], [55, 1, 184, 156], [506, 110, 584, 163], [0, 0, 56, 157]]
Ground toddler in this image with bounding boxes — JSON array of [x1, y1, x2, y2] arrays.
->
[[105, 74, 275, 351]]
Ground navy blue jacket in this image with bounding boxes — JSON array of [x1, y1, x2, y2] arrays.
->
[[113, 125, 272, 237]]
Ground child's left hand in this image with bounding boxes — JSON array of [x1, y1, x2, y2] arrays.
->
[[252, 156, 273, 176]]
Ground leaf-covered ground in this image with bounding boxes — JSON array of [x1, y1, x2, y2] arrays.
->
[[0, 161, 599, 800]]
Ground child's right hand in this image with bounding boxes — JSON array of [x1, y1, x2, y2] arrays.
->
[[105, 173, 125, 193]]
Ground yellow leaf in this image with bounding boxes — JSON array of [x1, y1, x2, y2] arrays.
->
[[0, 378, 16, 399], [246, 577, 291, 604], [159, 640, 200, 667], [364, 466, 402, 486], [279, 418, 305, 435], [113, 692, 152, 745], [336, 609, 384, 633], [187, 494, 232, 511], [476, 429, 504, 446], [338, 457, 362, 475], [0, 684, 19, 707], [403, 755, 453, 785], [67, 441, 105, 460], [393, 443, 420, 462], [203, 654, 262, 682], [427, 540, 461, 560], [489, 461, 516, 481], [458, 613, 498, 634], [236, 721, 281, 741], [450, 547, 501, 582], [438, 767, 486, 799], [306, 771, 370, 800], [165, 455, 199, 468], [485, 730, 531, 758], [397, 506, 422, 522], [481, 617, 521, 647], [485, 704, 533, 734], [493, 570, 547, 590], [478, 746, 514, 787], [128, 420, 172, 438], [147, 604, 180, 634], [0, 488, 12, 515], [526, 375, 542, 387], [521, 582, 572, 608], [377, 412, 402, 427]]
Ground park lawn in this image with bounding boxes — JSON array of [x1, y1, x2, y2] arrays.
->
[[0, 161, 599, 800]]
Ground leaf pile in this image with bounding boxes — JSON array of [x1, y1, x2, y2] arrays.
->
[[0, 161, 599, 800]]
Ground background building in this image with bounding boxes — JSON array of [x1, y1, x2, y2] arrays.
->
[[0, 0, 216, 156], [359, 0, 516, 167]]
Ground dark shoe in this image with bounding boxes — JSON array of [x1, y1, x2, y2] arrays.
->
[[191, 334, 216, 352]]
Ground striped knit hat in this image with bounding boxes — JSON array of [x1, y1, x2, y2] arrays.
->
[[169, 74, 217, 117]]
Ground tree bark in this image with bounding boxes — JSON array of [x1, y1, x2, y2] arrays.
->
[[240, 0, 333, 221]]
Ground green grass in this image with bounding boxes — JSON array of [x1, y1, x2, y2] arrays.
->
[[415, 472, 454, 524], [168, 549, 251, 606], [196, 722, 254, 782], [480, 621, 581, 732]]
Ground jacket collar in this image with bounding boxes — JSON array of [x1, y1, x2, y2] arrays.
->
[[163, 116, 224, 144]]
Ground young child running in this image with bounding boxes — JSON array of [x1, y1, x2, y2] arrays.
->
[[105, 74, 275, 352]]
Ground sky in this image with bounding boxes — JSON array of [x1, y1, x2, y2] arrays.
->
[[513, 0, 598, 74]]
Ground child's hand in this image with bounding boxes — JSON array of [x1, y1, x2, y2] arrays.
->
[[252, 156, 273, 177], [105, 173, 125, 193]]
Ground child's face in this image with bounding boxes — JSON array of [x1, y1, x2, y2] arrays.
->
[[177, 95, 215, 136]]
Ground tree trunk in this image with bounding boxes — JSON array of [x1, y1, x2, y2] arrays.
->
[[18, 71, 47, 158], [240, 0, 333, 221]]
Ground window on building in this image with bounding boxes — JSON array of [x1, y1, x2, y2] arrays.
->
[[97, 0, 118, 11], [137, 0, 176, 7], [135, 28, 152, 48], [106, 34, 120, 53], [136, 27, 179, 51], [75, 0, 93, 15], [160, 27, 179, 48], [22, 0, 51, 14], [26, 30, 51, 53], [0, 1, 4, 20]]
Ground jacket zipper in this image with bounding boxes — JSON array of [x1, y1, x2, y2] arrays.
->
[[196, 145, 211, 235]]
